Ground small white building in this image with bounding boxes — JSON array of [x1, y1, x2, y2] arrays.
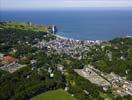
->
[[50, 73, 54, 78], [0, 53, 4, 57]]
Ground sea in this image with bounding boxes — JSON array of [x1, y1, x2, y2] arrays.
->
[[0, 8, 132, 40]]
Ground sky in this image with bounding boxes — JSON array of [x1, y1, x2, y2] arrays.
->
[[1, 0, 132, 10]]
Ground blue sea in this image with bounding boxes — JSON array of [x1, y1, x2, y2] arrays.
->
[[0, 9, 132, 40]]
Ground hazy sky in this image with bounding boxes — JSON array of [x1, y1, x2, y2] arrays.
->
[[1, 0, 132, 10]]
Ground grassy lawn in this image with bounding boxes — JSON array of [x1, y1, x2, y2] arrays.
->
[[32, 89, 77, 100]]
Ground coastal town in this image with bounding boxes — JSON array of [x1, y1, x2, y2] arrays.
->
[[35, 34, 102, 59], [0, 21, 132, 99], [1, 31, 132, 97]]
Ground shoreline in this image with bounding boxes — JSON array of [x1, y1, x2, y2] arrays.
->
[[55, 34, 102, 42], [55, 34, 132, 42]]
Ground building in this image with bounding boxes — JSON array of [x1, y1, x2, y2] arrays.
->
[[0, 55, 17, 63]]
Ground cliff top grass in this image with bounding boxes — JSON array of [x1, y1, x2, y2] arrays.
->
[[0, 21, 48, 32]]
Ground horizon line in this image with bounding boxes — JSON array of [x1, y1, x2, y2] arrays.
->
[[1, 7, 132, 11]]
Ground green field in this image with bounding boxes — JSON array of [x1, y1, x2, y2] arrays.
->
[[32, 89, 77, 100]]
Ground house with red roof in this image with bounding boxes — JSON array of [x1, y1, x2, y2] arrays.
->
[[0, 55, 17, 63]]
